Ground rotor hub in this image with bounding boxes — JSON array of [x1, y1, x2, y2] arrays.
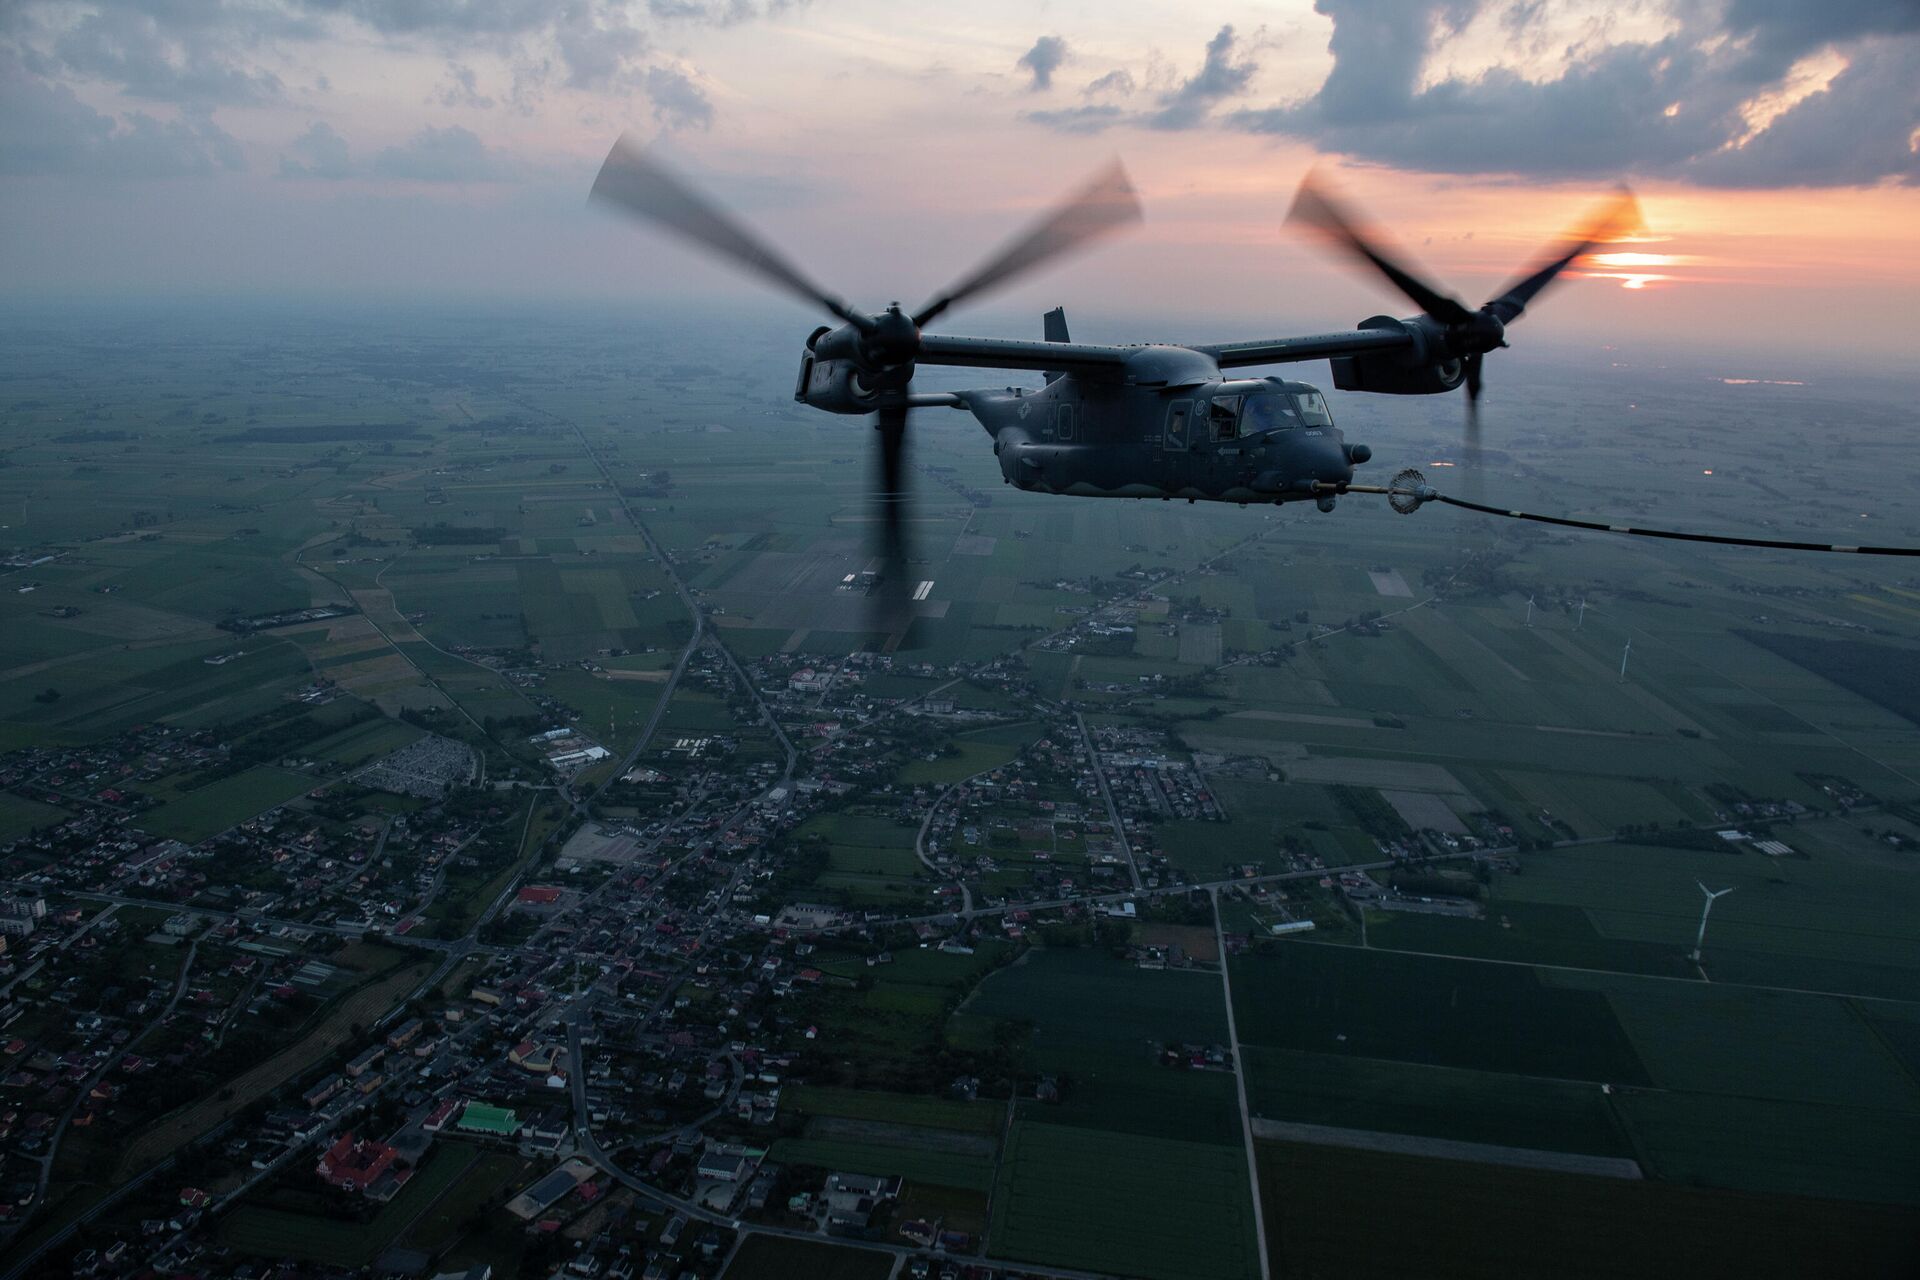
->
[[862, 304, 922, 371], [1452, 310, 1507, 356]]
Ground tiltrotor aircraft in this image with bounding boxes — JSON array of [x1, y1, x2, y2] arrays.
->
[[589, 137, 1629, 560]]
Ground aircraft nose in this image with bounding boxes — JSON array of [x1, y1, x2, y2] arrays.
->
[[1312, 437, 1354, 486]]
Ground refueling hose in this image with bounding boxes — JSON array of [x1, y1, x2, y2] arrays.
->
[[1325, 470, 1920, 558]]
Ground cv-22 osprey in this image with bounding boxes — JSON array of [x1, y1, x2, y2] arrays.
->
[[590, 136, 1636, 579]]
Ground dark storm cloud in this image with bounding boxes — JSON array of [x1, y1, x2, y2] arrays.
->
[[1685, 35, 1920, 188], [1220, 0, 1920, 187], [645, 65, 712, 130], [1719, 0, 1920, 80], [1144, 24, 1257, 130], [1017, 34, 1067, 92], [0, 54, 246, 177]]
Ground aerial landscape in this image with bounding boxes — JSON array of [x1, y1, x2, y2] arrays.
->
[[3, 2, 1919, 1279]]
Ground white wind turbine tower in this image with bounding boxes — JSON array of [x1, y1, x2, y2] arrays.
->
[[1576, 597, 1587, 630], [1524, 594, 1535, 627], [1690, 883, 1735, 963]]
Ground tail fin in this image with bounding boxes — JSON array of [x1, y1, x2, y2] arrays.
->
[[1042, 306, 1070, 384]]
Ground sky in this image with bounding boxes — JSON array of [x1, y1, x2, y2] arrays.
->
[[3, 0, 1918, 362]]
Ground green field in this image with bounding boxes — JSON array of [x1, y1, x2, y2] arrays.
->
[[136, 765, 319, 842], [723, 1235, 894, 1280], [964, 947, 1244, 1144], [899, 720, 1044, 785], [220, 1143, 479, 1265], [780, 1084, 1005, 1135], [1230, 943, 1650, 1084], [792, 809, 929, 902], [1614, 1089, 1920, 1203], [307, 716, 423, 766], [989, 1121, 1260, 1280], [1240, 1046, 1631, 1157], [766, 1134, 997, 1193], [0, 793, 70, 840], [1256, 1137, 1920, 1280]]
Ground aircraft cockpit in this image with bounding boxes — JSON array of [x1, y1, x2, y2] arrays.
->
[[1197, 380, 1336, 442]]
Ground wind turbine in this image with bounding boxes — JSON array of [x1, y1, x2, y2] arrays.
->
[[1525, 594, 1536, 628], [1576, 597, 1587, 630], [1690, 882, 1734, 963]]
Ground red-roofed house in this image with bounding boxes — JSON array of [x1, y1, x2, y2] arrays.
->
[[316, 1132, 403, 1195], [422, 1098, 461, 1133], [516, 885, 564, 906]]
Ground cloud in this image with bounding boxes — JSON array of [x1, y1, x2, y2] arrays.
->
[[1686, 35, 1920, 188], [1145, 24, 1258, 130], [1222, 0, 1920, 187], [645, 64, 712, 130], [1023, 104, 1126, 134], [0, 58, 246, 177], [3, 0, 790, 121], [1021, 25, 1256, 134], [434, 62, 495, 109], [369, 124, 507, 182], [278, 119, 352, 179], [551, 5, 650, 89], [1017, 34, 1067, 92], [648, 0, 806, 23], [35, 0, 287, 106]]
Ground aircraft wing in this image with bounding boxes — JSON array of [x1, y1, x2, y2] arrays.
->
[[915, 334, 1137, 373], [1199, 326, 1417, 369], [916, 324, 1423, 375]]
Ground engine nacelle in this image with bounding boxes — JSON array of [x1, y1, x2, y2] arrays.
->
[[793, 353, 875, 415], [1330, 314, 1466, 396], [793, 322, 914, 415]]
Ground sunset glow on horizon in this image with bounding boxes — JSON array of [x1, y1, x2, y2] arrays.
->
[[1, 0, 1915, 358]]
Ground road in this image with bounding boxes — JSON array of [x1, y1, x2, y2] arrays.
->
[[913, 762, 1006, 916], [1213, 888, 1271, 1280], [1075, 710, 1143, 890], [5, 937, 200, 1255]]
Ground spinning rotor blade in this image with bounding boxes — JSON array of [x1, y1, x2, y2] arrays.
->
[[1463, 352, 1484, 445], [1286, 173, 1474, 327], [876, 402, 909, 568], [1484, 185, 1642, 322], [913, 161, 1142, 328], [590, 134, 866, 329], [869, 402, 915, 639]]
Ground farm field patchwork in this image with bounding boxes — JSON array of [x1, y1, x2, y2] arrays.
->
[[1255, 1137, 1920, 1280], [989, 1121, 1259, 1280]]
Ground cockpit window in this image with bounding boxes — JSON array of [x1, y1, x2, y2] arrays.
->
[[1293, 390, 1334, 427], [1209, 395, 1242, 440], [1241, 394, 1297, 434]]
